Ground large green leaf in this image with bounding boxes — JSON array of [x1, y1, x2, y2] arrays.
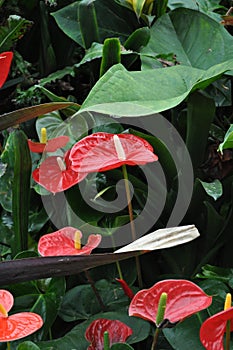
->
[[168, 0, 225, 21], [218, 124, 233, 153], [0, 102, 77, 131], [38, 309, 150, 349], [81, 60, 233, 116], [141, 8, 233, 70], [51, 0, 139, 47]]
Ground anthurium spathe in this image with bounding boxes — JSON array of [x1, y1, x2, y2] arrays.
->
[[85, 318, 133, 350], [32, 150, 87, 193], [200, 293, 233, 350], [38, 226, 102, 256], [28, 136, 70, 153], [69, 132, 158, 173], [129, 279, 212, 326], [0, 289, 43, 342], [0, 51, 13, 88]]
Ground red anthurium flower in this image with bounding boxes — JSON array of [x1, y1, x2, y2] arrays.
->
[[0, 289, 43, 342], [32, 150, 87, 193], [129, 279, 212, 326], [0, 52, 13, 88], [69, 132, 158, 173], [28, 136, 70, 153], [38, 226, 102, 256], [200, 295, 233, 350], [116, 278, 135, 300], [85, 318, 133, 350]]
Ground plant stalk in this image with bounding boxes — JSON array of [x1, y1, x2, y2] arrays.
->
[[122, 164, 143, 288], [225, 320, 231, 350], [85, 270, 106, 311], [151, 328, 160, 350]]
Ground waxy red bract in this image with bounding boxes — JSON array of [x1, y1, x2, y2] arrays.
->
[[0, 289, 43, 342], [28, 135, 69, 153], [33, 150, 87, 193], [38, 226, 102, 256], [129, 279, 212, 325], [85, 318, 133, 350], [200, 307, 233, 350], [69, 132, 158, 173], [0, 52, 13, 88]]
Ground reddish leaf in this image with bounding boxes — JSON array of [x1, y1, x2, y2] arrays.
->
[[200, 307, 233, 350], [0, 52, 13, 88], [129, 279, 212, 325], [0, 290, 13, 316], [33, 150, 87, 193], [85, 318, 133, 350], [28, 135, 69, 153], [0, 289, 43, 342], [38, 226, 102, 256], [69, 132, 158, 173]]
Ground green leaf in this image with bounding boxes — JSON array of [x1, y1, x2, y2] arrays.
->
[[111, 344, 134, 349], [59, 279, 130, 322], [17, 341, 40, 350], [0, 102, 78, 131], [218, 124, 233, 153], [200, 179, 223, 201], [35, 111, 88, 144], [38, 309, 150, 349], [0, 15, 32, 51], [141, 8, 233, 70], [186, 92, 216, 170], [81, 60, 233, 116], [12, 277, 66, 340], [51, 0, 139, 47], [168, 0, 225, 21]]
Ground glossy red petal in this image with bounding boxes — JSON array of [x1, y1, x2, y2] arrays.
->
[[0, 52, 13, 88], [85, 318, 133, 350], [0, 312, 43, 342], [33, 151, 87, 193], [200, 307, 233, 350], [69, 132, 158, 173], [129, 279, 212, 324], [0, 290, 14, 316], [38, 227, 101, 256], [28, 136, 70, 153], [77, 234, 102, 255]]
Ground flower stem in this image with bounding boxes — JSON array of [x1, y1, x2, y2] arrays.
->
[[122, 164, 143, 288], [225, 320, 231, 350], [85, 270, 106, 311], [151, 328, 160, 350], [7, 342, 11, 350], [111, 235, 123, 279]]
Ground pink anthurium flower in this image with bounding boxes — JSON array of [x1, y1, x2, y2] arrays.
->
[[32, 150, 87, 193], [38, 226, 102, 256], [200, 293, 233, 350], [0, 289, 43, 342], [28, 135, 70, 153], [0, 52, 13, 88], [85, 318, 133, 350], [69, 132, 158, 173], [129, 279, 212, 327]]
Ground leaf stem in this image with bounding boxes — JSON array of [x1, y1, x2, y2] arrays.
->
[[122, 164, 143, 288]]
